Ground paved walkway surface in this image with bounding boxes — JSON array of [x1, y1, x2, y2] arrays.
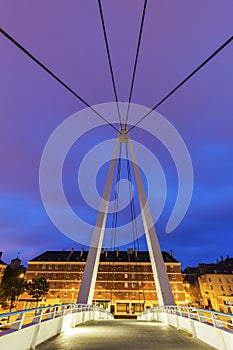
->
[[36, 320, 215, 350]]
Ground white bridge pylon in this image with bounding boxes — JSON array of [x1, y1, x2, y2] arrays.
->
[[77, 128, 175, 306]]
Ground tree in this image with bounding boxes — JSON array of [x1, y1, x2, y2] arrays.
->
[[0, 278, 26, 312], [26, 277, 49, 308]]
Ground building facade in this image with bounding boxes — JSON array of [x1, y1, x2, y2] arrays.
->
[[22, 249, 185, 316], [198, 273, 233, 312], [183, 257, 233, 312]]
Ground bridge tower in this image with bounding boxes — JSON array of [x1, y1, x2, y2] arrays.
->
[[77, 128, 175, 306]]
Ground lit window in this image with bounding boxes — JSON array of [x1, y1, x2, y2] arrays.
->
[[99, 273, 103, 279], [124, 273, 128, 279], [170, 266, 174, 271], [49, 265, 53, 270], [171, 274, 176, 280], [124, 282, 128, 288], [42, 265, 46, 270], [99, 282, 102, 287]]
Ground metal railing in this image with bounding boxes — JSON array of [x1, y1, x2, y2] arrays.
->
[[0, 303, 113, 334], [138, 305, 233, 332]]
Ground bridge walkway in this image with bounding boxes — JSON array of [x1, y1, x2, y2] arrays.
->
[[36, 319, 215, 350]]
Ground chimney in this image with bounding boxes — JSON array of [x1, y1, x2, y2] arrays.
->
[[105, 248, 108, 258], [134, 249, 138, 258], [67, 248, 74, 261], [80, 248, 84, 257], [0, 252, 2, 259], [170, 250, 174, 257], [101, 248, 104, 255], [116, 248, 119, 258]]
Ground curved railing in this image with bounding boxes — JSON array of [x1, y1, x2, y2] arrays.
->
[[138, 306, 233, 350], [0, 303, 113, 333], [138, 305, 233, 331]]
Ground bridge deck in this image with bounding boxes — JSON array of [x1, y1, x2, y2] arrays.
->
[[36, 320, 215, 350]]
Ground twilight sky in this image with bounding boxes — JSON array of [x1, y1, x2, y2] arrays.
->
[[0, 1, 232, 268]]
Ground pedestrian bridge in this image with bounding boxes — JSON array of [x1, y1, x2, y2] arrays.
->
[[0, 304, 232, 350]]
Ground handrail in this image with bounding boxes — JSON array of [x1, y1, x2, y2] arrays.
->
[[0, 303, 113, 334], [138, 305, 233, 332]]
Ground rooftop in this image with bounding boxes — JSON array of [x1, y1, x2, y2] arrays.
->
[[30, 250, 178, 263]]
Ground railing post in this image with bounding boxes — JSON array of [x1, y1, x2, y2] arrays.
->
[[10, 312, 25, 331]]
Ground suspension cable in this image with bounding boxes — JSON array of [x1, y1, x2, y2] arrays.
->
[[0, 27, 119, 133], [128, 35, 233, 133], [125, 0, 147, 127], [105, 142, 122, 301], [125, 142, 140, 251], [98, 0, 122, 129]]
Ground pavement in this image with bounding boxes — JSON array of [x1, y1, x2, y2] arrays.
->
[[36, 319, 216, 350]]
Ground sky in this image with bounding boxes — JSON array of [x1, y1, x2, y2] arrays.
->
[[0, 1, 232, 269]]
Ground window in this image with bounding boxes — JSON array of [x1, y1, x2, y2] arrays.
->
[[132, 283, 136, 288], [99, 273, 103, 279], [66, 273, 70, 278], [49, 265, 53, 270], [132, 274, 135, 279], [55, 265, 59, 270], [170, 266, 174, 272], [171, 274, 176, 280], [42, 265, 46, 270], [124, 282, 128, 288], [124, 273, 128, 279], [98, 282, 102, 287], [210, 285, 213, 290], [221, 285, 224, 291], [50, 291, 54, 295], [52, 282, 56, 286], [208, 277, 211, 282], [98, 291, 102, 296], [68, 265, 71, 270], [53, 273, 57, 278], [65, 282, 69, 286], [124, 266, 128, 271], [64, 291, 67, 296], [219, 278, 222, 283]]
